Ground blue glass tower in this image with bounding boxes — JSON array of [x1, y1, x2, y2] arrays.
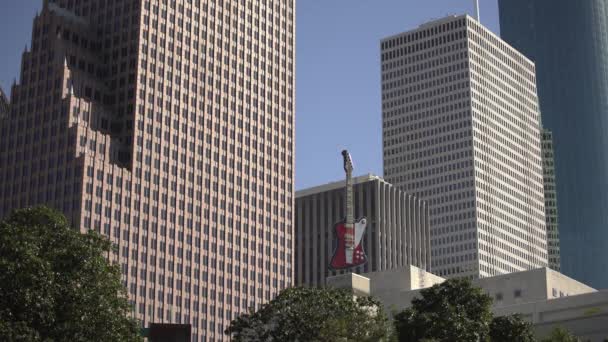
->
[[499, 0, 608, 289]]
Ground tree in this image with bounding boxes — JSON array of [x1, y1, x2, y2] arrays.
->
[[0, 207, 141, 341], [540, 327, 580, 342], [490, 314, 535, 342], [225, 286, 393, 341], [393, 278, 493, 342]]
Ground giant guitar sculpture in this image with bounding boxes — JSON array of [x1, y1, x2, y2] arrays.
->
[[330, 150, 368, 269]]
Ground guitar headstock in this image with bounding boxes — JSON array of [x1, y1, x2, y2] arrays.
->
[[341, 150, 353, 175]]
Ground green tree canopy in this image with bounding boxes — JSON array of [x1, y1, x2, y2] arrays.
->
[[394, 278, 494, 342], [393, 278, 557, 342], [225, 286, 393, 341], [0, 207, 141, 341], [490, 314, 536, 342], [540, 327, 581, 342]]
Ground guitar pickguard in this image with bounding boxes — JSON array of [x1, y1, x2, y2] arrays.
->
[[329, 217, 368, 270]]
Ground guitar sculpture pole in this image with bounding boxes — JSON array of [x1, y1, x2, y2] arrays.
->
[[330, 150, 368, 269]]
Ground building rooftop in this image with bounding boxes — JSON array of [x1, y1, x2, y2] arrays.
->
[[295, 173, 382, 198], [380, 13, 534, 67], [381, 14, 467, 43]]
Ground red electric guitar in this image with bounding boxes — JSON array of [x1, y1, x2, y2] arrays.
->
[[330, 150, 368, 270]]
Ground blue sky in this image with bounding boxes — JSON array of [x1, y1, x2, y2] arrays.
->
[[0, 0, 500, 190]]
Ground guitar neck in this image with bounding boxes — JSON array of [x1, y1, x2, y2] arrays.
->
[[341, 150, 355, 251], [345, 172, 354, 226]]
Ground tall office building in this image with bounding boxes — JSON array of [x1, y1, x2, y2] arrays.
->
[[0, 88, 8, 120], [541, 128, 560, 272], [0, 0, 295, 340], [295, 174, 431, 286], [498, 0, 608, 289], [381, 15, 548, 279]]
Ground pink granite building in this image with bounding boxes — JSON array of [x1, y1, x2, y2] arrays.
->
[[0, 0, 295, 340]]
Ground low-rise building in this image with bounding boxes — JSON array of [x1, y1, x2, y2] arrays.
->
[[295, 174, 431, 286], [495, 291, 608, 341], [328, 265, 444, 313], [477, 267, 593, 308], [328, 267, 606, 341]]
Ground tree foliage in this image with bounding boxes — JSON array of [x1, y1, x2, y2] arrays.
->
[[225, 286, 393, 341], [490, 314, 536, 342], [540, 327, 580, 342], [0, 207, 141, 341], [394, 278, 493, 342]]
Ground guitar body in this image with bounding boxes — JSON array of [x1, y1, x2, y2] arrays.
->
[[330, 217, 368, 269]]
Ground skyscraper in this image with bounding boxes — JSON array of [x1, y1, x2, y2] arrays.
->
[[294, 174, 431, 286], [381, 15, 548, 279], [541, 128, 560, 272], [0, 88, 8, 120], [0, 0, 295, 340], [498, 0, 608, 289]]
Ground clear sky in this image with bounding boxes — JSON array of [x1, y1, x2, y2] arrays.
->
[[0, 0, 500, 190]]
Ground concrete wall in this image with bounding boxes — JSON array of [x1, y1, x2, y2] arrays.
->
[[327, 273, 371, 298], [409, 266, 446, 290], [364, 266, 444, 315], [494, 291, 608, 342], [365, 266, 445, 293], [546, 268, 595, 299], [474, 268, 595, 308], [362, 267, 595, 312]]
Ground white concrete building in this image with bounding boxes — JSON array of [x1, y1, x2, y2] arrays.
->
[[381, 15, 548, 279], [328, 267, 607, 341], [494, 291, 608, 341], [477, 266, 592, 308]]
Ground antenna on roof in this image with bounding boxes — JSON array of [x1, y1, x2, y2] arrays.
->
[[474, 0, 480, 22]]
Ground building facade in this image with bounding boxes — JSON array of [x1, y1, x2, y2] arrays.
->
[[0, 0, 295, 340], [295, 174, 431, 286], [331, 266, 594, 313], [498, 0, 608, 289], [541, 128, 560, 272], [493, 291, 608, 342], [381, 15, 548, 279], [0, 88, 8, 120], [330, 267, 606, 341]]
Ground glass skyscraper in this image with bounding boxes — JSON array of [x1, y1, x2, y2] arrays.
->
[[499, 0, 608, 289]]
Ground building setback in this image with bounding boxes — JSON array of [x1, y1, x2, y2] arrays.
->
[[498, 0, 608, 289], [295, 174, 431, 287], [381, 15, 548, 279], [0, 88, 8, 120], [541, 128, 560, 272], [0, 0, 295, 340]]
